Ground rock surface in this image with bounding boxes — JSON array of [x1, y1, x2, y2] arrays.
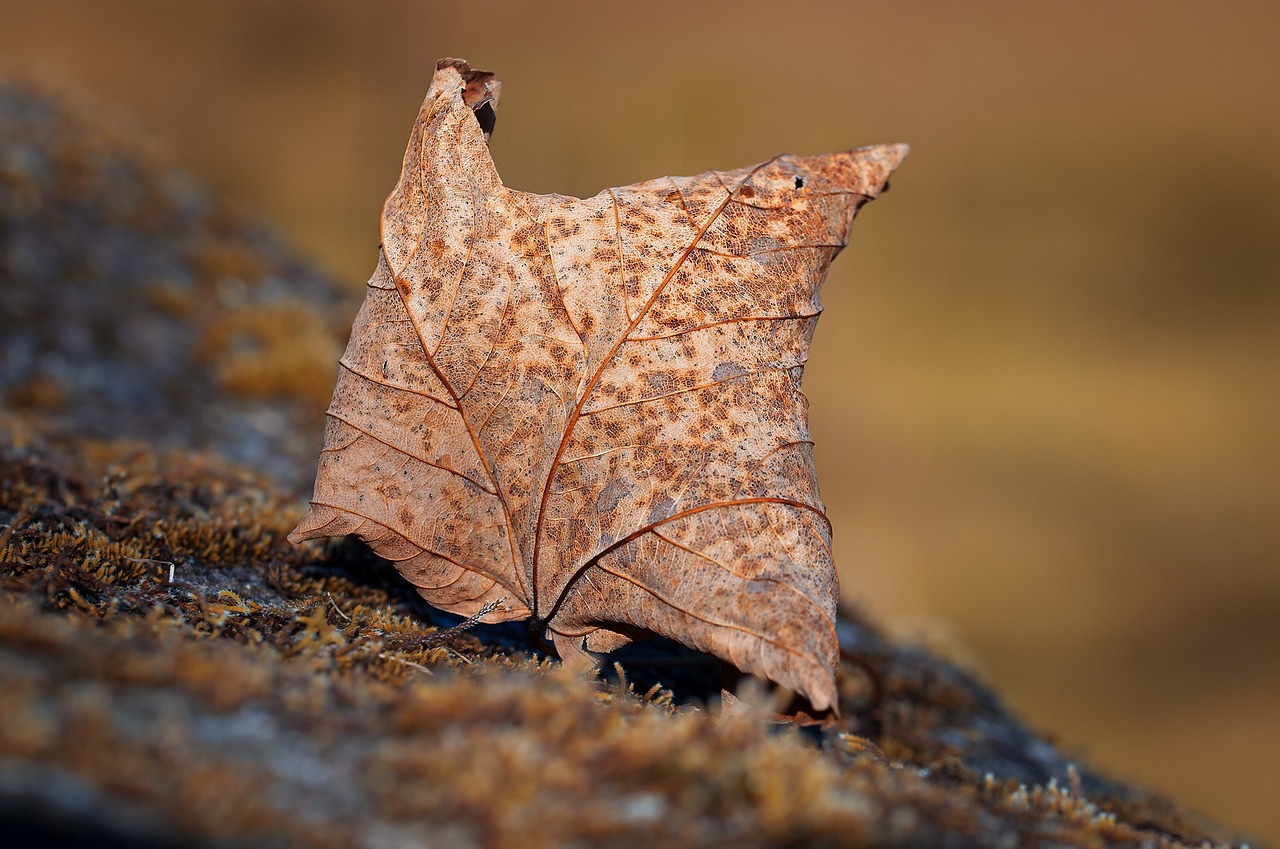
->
[[0, 78, 1250, 848], [0, 79, 351, 490]]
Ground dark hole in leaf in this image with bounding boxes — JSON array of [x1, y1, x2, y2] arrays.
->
[[794, 177, 805, 189], [473, 101, 497, 138]]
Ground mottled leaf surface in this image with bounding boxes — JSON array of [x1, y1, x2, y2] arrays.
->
[[290, 58, 906, 709]]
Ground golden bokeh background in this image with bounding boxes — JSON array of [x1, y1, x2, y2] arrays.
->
[[4, 0, 1277, 840]]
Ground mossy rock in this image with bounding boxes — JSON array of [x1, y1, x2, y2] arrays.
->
[[0, 78, 1249, 848]]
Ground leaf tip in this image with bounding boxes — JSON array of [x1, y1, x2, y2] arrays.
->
[[433, 57, 501, 142], [287, 503, 347, 545]]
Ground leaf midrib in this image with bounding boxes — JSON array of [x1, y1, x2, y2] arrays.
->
[[385, 100, 530, 605], [529, 159, 777, 616]]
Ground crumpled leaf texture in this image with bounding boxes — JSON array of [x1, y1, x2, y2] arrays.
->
[[290, 58, 905, 710]]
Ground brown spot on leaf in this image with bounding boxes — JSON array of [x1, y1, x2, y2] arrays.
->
[[595, 478, 633, 514]]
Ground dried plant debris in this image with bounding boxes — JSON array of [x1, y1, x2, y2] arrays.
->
[[292, 59, 905, 711], [0, 77, 1252, 847]]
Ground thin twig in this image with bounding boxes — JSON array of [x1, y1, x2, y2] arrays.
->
[[432, 597, 504, 640], [124, 556, 176, 583], [443, 646, 473, 665], [327, 592, 351, 621], [380, 652, 434, 676]]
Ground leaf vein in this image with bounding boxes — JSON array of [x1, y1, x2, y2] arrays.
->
[[532, 160, 778, 612], [322, 409, 499, 495], [583, 365, 792, 417], [627, 312, 820, 342], [338, 359, 458, 410]]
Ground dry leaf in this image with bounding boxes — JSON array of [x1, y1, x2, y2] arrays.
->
[[290, 58, 905, 710]]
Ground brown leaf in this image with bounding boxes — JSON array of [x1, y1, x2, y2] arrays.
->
[[290, 58, 906, 710]]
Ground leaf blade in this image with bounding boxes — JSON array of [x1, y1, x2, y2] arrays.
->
[[292, 59, 907, 708]]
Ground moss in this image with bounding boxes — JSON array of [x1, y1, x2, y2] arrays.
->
[[0, 436, 1248, 848], [0, 76, 354, 489], [194, 299, 343, 407]]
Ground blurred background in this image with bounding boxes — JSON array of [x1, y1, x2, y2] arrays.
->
[[3, 0, 1276, 840]]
